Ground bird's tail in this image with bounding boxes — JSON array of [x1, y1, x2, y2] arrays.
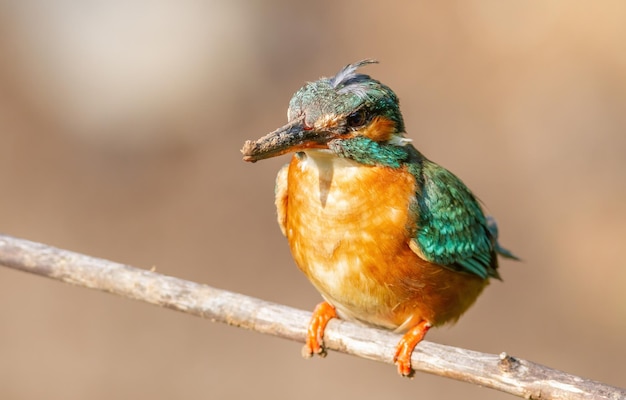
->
[[487, 216, 520, 261]]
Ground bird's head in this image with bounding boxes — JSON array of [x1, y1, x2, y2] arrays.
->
[[242, 60, 410, 163]]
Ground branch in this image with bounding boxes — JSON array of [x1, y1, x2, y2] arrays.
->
[[0, 234, 622, 399]]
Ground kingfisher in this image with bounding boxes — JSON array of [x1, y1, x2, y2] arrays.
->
[[241, 60, 517, 377]]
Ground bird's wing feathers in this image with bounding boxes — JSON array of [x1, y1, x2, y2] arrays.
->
[[408, 160, 499, 279], [275, 164, 289, 236]]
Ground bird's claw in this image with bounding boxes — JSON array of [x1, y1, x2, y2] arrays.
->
[[393, 320, 432, 377], [393, 347, 416, 378], [303, 301, 337, 359], [301, 341, 327, 358]]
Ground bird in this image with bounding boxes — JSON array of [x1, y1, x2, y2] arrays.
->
[[241, 60, 517, 377]]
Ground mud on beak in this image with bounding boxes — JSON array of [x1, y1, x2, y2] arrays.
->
[[241, 116, 330, 162]]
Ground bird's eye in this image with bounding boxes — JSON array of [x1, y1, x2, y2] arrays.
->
[[346, 109, 369, 129]]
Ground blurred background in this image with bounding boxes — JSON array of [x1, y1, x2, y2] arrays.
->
[[0, 1, 624, 399]]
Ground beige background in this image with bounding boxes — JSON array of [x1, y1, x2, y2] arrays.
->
[[0, 1, 624, 399]]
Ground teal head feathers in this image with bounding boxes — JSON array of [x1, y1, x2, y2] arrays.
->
[[242, 60, 410, 165]]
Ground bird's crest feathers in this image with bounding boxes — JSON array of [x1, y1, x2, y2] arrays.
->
[[330, 59, 379, 90]]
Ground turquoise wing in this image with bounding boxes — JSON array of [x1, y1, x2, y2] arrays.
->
[[409, 160, 500, 279]]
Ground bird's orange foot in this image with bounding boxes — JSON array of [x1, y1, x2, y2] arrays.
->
[[393, 320, 432, 377], [302, 301, 337, 358]]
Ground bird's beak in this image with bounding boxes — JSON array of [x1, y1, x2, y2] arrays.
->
[[241, 116, 328, 162]]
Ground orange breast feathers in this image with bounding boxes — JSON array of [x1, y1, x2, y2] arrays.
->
[[275, 150, 488, 331]]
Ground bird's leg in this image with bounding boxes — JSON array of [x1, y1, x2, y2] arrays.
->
[[302, 301, 337, 358], [393, 320, 432, 377]]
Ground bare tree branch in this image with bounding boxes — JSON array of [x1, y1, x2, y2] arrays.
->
[[0, 234, 622, 399]]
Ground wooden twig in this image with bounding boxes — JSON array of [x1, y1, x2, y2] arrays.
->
[[0, 234, 622, 399]]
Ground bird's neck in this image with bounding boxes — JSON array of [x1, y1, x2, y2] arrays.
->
[[327, 136, 418, 168]]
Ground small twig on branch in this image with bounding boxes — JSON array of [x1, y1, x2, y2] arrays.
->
[[0, 234, 623, 399]]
